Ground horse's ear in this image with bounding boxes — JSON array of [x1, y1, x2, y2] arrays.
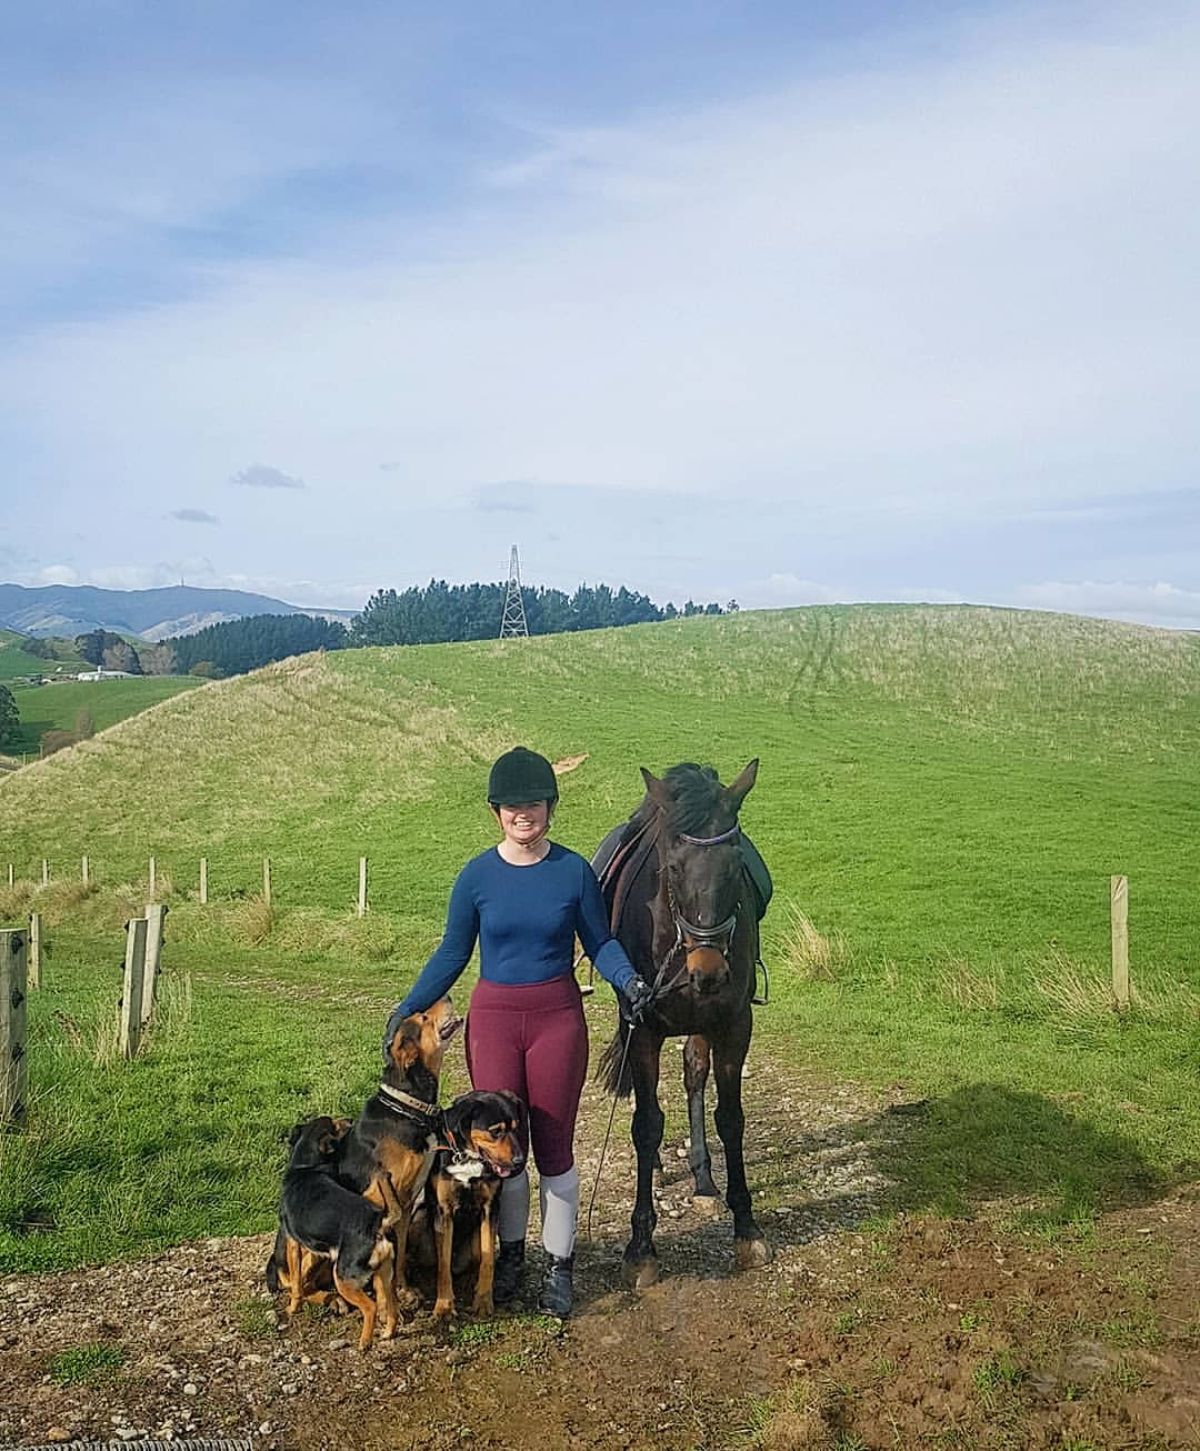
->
[[725, 759, 759, 812], [640, 767, 670, 809]]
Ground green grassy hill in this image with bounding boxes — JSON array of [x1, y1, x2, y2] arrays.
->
[[2, 605, 1199, 1271], [0, 630, 61, 681], [2, 605, 1197, 969]]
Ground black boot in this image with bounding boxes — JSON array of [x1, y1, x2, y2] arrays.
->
[[537, 1253, 574, 1318], [493, 1239, 526, 1306]]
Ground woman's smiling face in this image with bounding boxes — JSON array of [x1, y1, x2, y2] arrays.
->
[[495, 799, 551, 848]]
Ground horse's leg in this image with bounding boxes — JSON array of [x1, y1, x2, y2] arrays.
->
[[713, 1014, 771, 1270], [683, 1034, 719, 1198], [622, 1029, 665, 1289]]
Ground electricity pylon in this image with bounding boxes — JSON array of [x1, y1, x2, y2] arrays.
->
[[499, 545, 530, 638]]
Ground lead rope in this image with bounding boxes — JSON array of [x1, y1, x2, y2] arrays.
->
[[585, 906, 683, 1242], [585, 1020, 635, 1242]]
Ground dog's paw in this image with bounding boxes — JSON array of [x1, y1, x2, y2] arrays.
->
[[471, 1294, 495, 1318], [431, 1300, 457, 1323]]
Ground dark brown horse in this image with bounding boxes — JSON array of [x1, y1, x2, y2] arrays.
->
[[598, 760, 770, 1287]]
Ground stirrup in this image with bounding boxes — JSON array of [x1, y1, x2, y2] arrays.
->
[[751, 956, 770, 1006]]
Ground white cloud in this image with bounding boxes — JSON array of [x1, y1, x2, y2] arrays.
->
[[749, 575, 850, 606], [1015, 580, 1200, 630], [37, 565, 80, 586], [231, 465, 305, 490], [170, 508, 220, 525]]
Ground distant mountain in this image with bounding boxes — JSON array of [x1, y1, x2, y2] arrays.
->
[[0, 583, 355, 640]]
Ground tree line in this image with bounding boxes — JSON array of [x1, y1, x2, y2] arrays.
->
[[350, 580, 732, 647], [26, 578, 732, 685]]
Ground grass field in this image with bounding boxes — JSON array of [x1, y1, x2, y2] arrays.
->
[[2, 675, 204, 755], [0, 630, 66, 682], [1, 604, 1198, 1273]]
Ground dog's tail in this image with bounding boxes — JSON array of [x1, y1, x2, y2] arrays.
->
[[597, 1016, 633, 1098]]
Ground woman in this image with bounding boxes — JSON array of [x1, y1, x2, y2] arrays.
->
[[384, 746, 651, 1317]]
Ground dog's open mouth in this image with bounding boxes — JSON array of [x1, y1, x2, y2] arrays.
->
[[488, 1159, 520, 1178]]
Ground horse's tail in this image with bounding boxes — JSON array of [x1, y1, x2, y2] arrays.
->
[[597, 1017, 633, 1098]]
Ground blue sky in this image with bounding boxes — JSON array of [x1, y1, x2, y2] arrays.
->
[[2, 1, 1198, 626]]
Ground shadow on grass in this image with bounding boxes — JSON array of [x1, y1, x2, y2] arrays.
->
[[872, 1082, 1165, 1224]]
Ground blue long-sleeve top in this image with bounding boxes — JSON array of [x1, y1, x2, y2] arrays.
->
[[396, 843, 638, 1015]]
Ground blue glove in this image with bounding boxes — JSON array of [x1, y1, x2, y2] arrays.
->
[[623, 975, 654, 1025]]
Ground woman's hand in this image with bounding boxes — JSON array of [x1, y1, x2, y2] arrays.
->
[[622, 975, 654, 1024]]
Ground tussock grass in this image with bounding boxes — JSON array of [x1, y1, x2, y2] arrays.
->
[[779, 902, 848, 981], [935, 956, 1000, 1011]]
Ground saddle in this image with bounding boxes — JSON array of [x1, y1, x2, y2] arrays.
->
[[591, 817, 773, 1004]]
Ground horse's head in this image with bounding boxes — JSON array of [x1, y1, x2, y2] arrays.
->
[[640, 759, 758, 996]]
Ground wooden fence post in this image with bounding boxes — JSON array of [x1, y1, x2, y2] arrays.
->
[[199, 857, 208, 906], [142, 904, 167, 1026], [6, 864, 12, 888], [1111, 874, 1130, 1010], [148, 856, 156, 900], [119, 917, 149, 1059], [263, 857, 272, 907], [82, 855, 90, 887], [28, 913, 41, 991], [41, 859, 49, 887], [0, 928, 28, 1127], [358, 856, 368, 918]]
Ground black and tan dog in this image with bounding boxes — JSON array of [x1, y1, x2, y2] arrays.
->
[[423, 1089, 526, 1320], [337, 997, 462, 1311], [265, 1116, 346, 1310], [273, 1115, 397, 1351]]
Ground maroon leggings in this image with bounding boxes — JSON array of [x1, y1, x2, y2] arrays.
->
[[464, 974, 588, 1177]]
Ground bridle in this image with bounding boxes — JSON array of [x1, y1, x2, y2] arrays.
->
[[657, 820, 742, 983]]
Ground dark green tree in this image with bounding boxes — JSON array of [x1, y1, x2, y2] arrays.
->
[[167, 614, 348, 677], [0, 684, 19, 749]]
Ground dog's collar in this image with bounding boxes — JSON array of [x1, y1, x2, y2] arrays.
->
[[377, 1083, 441, 1122]]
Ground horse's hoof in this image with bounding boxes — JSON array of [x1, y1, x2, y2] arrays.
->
[[734, 1237, 772, 1271], [621, 1257, 660, 1290]]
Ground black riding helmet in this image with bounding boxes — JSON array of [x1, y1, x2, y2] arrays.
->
[[487, 746, 559, 807]]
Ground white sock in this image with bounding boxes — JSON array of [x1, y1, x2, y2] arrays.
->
[[539, 1165, 579, 1260], [497, 1168, 530, 1244]]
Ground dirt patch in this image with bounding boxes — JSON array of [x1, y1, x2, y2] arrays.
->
[[552, 754, 589, 776], [2, 1056, 1197, 1450]]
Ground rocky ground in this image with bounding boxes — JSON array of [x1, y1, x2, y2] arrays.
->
[[2, 1056, 1198, 1450]]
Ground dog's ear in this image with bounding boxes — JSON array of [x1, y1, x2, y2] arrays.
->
[[443, 1096, 474, 1139], [495, 1089, 525, 1125], [389, 1022, 420, 1072], [331, 1116, 353, 1138], [287, 1121, 306, 1148]]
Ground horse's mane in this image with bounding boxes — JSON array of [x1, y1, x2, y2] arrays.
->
[[631, 762, 732, 836]]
